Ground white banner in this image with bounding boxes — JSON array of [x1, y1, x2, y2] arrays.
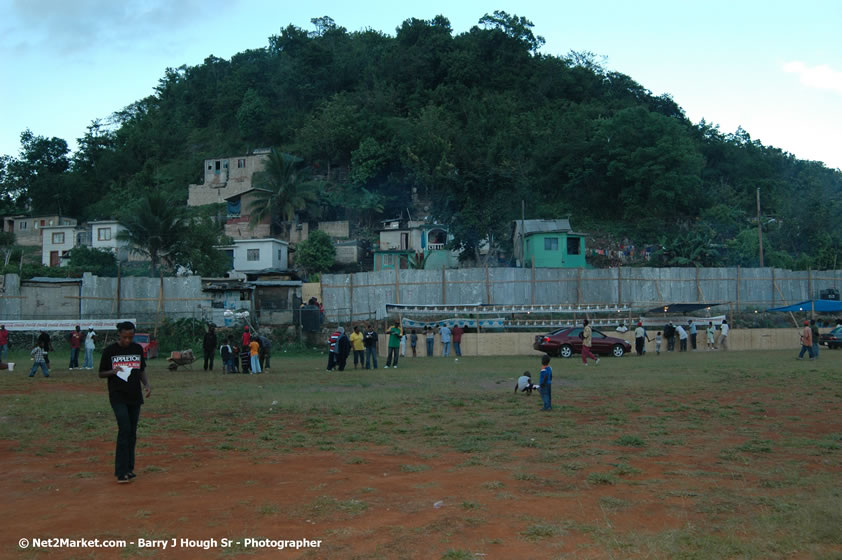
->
[[0, 319, 138, 332]]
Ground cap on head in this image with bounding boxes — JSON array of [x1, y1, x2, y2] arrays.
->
[[804, 320, 809, 325]]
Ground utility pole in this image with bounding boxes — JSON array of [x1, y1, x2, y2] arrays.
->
[[521, 200, 526, 268], [757, 188, 764, 267]]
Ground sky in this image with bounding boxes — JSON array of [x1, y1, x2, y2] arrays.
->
[[1, 0, 840, 170]]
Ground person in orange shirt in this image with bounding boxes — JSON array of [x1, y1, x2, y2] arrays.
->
[[249, 338, 262, 374], [798, 320, 814, 360]]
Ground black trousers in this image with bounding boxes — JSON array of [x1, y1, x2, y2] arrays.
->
[[111, 401, 141, 478], [203, 350, 214, 371], [386, 347, 400, 367]]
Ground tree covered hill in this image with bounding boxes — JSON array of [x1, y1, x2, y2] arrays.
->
[[1, 12, 840, 270]]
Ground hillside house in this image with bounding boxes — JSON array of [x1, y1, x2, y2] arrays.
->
[[512, 219, 587, 268], [2, 215, 77, 247], [187, 151, 271, 207], [373, 218, 458, 271]]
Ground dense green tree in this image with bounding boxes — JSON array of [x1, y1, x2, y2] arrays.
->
[[67, 246, 118, 276], [295, 230, 335, 275], [0, 12, 839, 271]]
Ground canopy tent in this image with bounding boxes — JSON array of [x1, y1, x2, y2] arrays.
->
[[646, 303, 723, 314], [766, 299, 842, 313]]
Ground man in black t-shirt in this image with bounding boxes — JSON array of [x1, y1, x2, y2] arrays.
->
[[99, 321, 150, 484], [203, 324, 218, 371]]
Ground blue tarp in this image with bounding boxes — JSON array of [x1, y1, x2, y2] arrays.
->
[[766, 299, 842, 313]]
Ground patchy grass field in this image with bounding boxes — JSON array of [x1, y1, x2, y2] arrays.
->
[[1, 349, 841, 559]]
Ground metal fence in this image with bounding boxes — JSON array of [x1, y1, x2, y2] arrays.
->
[[321, 267, 842, 323]]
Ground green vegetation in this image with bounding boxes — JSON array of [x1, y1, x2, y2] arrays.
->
[[0, 13, 839, 269]]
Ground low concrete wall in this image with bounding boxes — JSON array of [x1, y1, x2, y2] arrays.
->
[[367, 328, 815, 357]]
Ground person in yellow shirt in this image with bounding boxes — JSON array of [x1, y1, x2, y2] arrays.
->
[[350, 325, 365, 369], [248, 339, 262, 374]]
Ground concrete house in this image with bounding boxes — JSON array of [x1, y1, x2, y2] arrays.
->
[[187, 151, 271, 207], [89, 221, 130, 262], [41, 225, 89, 267], [512, 219, 587, 268], [230, 239, 289, 273], [223, 188, 273, 240], [2, 215, 76, 247], [373, 218, 458, 271]]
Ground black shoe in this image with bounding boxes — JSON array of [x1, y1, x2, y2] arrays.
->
[[117, 475, 133, 484], [127, 472, 137, 480]]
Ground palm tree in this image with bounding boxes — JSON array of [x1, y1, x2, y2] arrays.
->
[[249, 149, 320, 237], [117, 191, 188, 276]]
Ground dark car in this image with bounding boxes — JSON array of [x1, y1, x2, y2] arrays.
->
[[534, 327, 631, 358], [819, 326, 842, 349]]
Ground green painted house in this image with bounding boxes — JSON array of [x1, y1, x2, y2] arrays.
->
[[512, 219, 587, 268]]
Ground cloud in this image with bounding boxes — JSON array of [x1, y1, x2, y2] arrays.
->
[[782, 61, 842, 95], [3, 0, 234, 56]]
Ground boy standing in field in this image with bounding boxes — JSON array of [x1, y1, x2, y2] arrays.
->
[[29, 341, 50, 378], [706, 322, 716, 350], [655, 331, 662, 355], [385, 321, 402, 368], [350, 325, 365, 369], [539, 354, 552, 411]]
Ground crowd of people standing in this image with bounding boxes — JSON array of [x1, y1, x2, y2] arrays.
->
[[325, 321, 467, 371]]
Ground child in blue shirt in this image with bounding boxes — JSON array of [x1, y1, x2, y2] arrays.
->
[[539, 354, 552, 411]]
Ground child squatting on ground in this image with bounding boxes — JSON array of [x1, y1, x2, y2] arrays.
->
[[514, 371, 539, 395]]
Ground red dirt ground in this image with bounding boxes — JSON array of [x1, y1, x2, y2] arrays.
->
[[2, 387, 840, 559]]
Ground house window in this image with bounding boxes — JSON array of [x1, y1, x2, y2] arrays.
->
[[52, 232, 65, 244], [544, 237, 559, 251], [20, 222, 27, 230], [240, 290, 251, 301], [223, 160, 229, 168], [215, 161, 221, 174], [247, 248, 260, 261], [98, 227, 111, 241], [278, 249, 283, 262], [208, 163, 213, 170], [40, 220, 45, 227], [381, 254, 395, 267], [567, 237, 581, 255], [237, 159, 246, 168]]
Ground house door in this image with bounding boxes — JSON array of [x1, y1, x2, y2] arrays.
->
[[400, 233, 409, 250], [49, 251, 59, 267]]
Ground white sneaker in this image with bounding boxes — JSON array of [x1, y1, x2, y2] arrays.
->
[[582, 363, 588, 367], [384, 366, 389, 368], [393, 366, 397, 369], [596, 358, 600, 365]]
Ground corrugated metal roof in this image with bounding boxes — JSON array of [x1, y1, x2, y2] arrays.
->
[[26, 277, 82, 284], [249, 281, 303, 287], [515, 219, 572, 234]]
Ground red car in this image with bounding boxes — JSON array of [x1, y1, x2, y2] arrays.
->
[[534, 327, 631, 358], [133, 333, 159, 359], [819, 326, 842, 349]]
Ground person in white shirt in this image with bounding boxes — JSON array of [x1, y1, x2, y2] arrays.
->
[[514, 372, 538, 395], [634, 322, 647, 356], [718, 320, 730, 350], [84, 326, 97, 369], [676, 324, 688, 352]]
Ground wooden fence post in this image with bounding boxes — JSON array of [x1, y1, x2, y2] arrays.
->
[[349, 273, 354, 324]]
